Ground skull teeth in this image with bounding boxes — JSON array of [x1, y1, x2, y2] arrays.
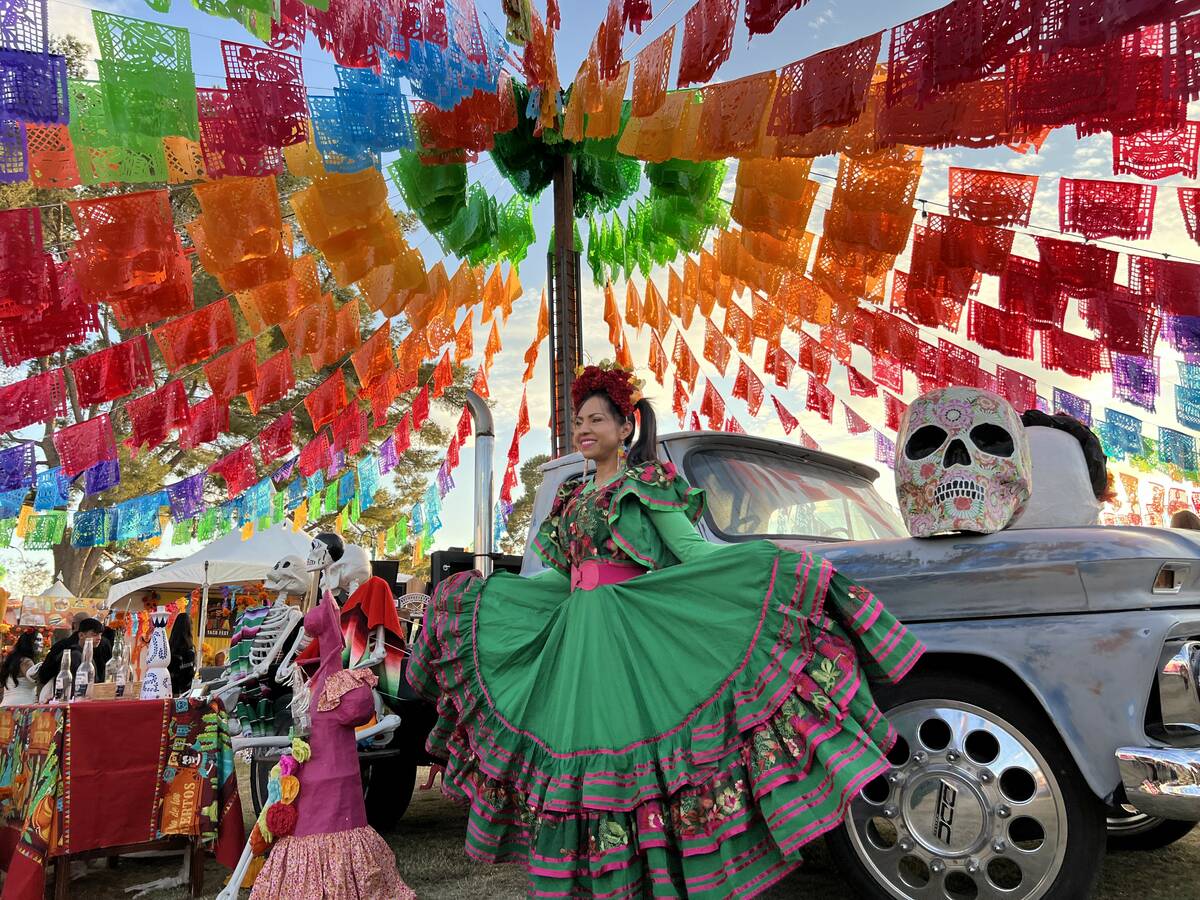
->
[[934, 480, 985, 505]]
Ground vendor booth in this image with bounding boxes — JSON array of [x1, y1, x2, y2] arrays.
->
[[0, 581, 105, 663], [0, 698, 244, 899], [106, 524, 312, 672]]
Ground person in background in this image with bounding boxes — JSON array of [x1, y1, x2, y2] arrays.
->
[[167, 613, 196, 696], [1, 630, 43, 706], [36, 617, 104, 701], [1171, 509, 1200, 530], [94, 625, 114, 683]]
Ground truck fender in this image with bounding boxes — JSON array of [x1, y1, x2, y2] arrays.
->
[[902, 612, 1171, 803]]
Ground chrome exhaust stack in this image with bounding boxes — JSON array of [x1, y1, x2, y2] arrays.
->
[[465, 389, 494, 578]]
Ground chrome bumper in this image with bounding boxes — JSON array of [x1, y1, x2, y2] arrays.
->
[[1117, 746, 1200, 820]]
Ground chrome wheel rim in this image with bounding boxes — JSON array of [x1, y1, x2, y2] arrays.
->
[[845, 699, 1068, 899]]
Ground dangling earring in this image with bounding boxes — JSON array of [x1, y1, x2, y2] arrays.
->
[[617, 443, 626, 468]]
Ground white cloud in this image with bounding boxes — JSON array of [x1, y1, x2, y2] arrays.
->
[[47, 0, 141, 79], [807, 8, 834, 32]]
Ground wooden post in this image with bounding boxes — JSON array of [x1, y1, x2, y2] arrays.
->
[[53, 857, 70, 900], [549, 152, 582, 458], [188, 837, 205, 897]]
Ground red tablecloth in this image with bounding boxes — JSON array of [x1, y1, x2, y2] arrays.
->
[[0, 699, 244, 900]]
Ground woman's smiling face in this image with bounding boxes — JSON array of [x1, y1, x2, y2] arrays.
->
[[573, 394, 631, 463]]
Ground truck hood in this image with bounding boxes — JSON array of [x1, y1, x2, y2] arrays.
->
[[772, 526, 1200, 621]]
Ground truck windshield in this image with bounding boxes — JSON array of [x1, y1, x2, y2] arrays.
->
[[686, 447, 906, 541]]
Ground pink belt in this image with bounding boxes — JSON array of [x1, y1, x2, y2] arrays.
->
[[570, 559, 644, 591]]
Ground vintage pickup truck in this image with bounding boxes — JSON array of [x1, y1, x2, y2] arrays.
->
[[511, 429, 1200, 900]]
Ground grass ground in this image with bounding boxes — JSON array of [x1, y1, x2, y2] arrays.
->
[[28, 768, 1200, 899]]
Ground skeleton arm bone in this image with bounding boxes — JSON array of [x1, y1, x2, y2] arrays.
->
[[249, 606, 303, 678], [355, 713, 401, 743], [231, 733, 293, 751], [349, 626, 389, 670], [215, 845, 252, 900], [199, 604, 303, 697], [275, 626, 311, 684]]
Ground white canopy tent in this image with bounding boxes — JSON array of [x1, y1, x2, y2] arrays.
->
[[40, 579, 75, 600], [106, 523, 313, 610]]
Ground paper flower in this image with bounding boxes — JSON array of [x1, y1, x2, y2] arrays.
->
[[249, 822, 269, 856], [290, 737, 311, 763], [255, 809, 274, 844], [266, 801, 298, 837], [279, 774, 300, 804], [571, 362, 644, 417]]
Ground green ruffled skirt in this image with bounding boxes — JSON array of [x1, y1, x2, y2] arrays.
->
[[408, 541, 923, 898]]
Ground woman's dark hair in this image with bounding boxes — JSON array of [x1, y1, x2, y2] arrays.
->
[[1171, 509, 1200, 530], [1020, 410, 1110, 501], [2, 631, 38, 689], [578, 391, 659, 467], [168, 613, 196, 696]]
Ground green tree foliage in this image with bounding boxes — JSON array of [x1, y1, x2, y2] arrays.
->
[[49, 35, 90, 79], [499, 453, 550, 555]]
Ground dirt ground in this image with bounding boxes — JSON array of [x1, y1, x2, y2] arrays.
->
[[27, 769, 1200, 899]]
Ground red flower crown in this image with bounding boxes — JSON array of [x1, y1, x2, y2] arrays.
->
[[572, 362, 645, 418]]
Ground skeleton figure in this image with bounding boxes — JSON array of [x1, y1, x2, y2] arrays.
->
[[327, 544, 372, 599], [306, 532, 344, 592], [310, 541, 384, 671], [208, 555, 308, 714], [895, 387, 1032, 537], [243, 556, 307, 675], [276, 533, 349, 682]]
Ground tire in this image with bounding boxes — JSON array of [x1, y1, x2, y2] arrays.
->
[[361, 754, 418, 833], [826, 673, 1106, 900], [249, 745, 284, 817], [1107, 806, 1198, 852]]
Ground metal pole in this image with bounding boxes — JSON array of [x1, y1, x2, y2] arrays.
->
[[550, 152, 581, 458], [465, 389, 495, 578], [194, 560, 210, 686]]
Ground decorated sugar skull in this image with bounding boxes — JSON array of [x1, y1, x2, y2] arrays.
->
[[895, 387, 1031, 537], [264, 555, 308, 596]]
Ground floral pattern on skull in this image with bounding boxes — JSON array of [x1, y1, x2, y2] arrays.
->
[[895, 387, 1031, 537]]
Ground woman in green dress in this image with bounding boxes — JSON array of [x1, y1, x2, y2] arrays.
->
[[408, 363, 924, 899]]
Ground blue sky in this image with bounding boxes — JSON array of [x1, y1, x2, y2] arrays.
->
[[6, 0, 1199, 583]]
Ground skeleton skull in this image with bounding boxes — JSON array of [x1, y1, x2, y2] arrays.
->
[[895, 387, 1031, 537], [305, 532, 345, 574], [264, 555, 309, 596], [325, 544, 372, 597]]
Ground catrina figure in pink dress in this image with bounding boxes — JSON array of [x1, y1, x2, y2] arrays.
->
[[246, 587, 415, 900]]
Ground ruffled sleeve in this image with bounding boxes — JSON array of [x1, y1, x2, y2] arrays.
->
[[606, 461, 706, 570], [531, 479, 576, 576]]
